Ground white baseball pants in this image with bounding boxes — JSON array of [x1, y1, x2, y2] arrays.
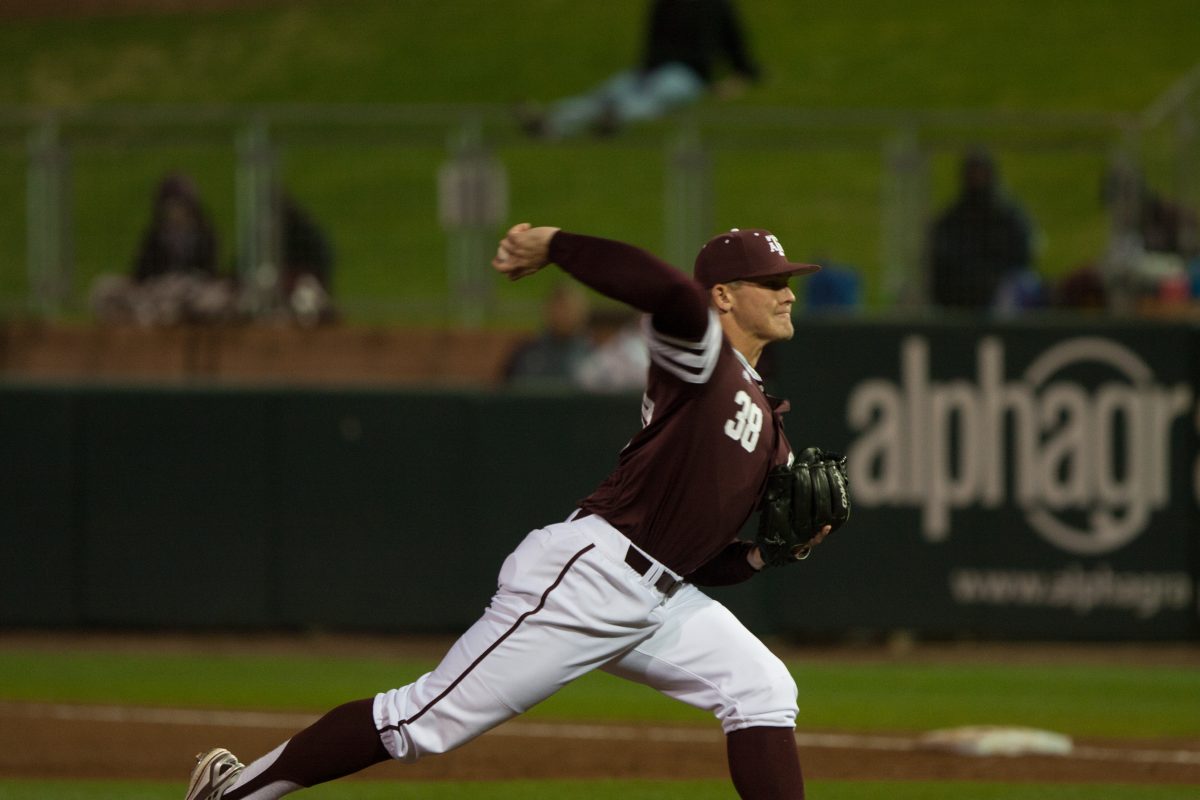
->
[[374, 513, 798, 761]]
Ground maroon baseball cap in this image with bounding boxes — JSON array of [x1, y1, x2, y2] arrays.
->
[[693, 228, 820, 288]]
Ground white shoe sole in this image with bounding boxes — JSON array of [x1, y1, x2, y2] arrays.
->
[[185, 747, 243, 800]]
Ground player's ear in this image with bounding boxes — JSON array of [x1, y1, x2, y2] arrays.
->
[[711, 283, 735, 312]]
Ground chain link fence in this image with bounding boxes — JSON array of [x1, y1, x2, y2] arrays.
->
[[3, 92, 1195, 327]]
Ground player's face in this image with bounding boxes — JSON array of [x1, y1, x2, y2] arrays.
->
[[727, 275, 796, 342]]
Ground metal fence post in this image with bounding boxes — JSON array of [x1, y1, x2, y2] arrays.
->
[[880, 126, 929, 308], [438, 119, 507, 327], [1175, 96, 1198, 255], [26, 115, 73, 314], [236, 117, 281, 314], [665, 121, 711, 267], [1139, 61, 1200, 260]]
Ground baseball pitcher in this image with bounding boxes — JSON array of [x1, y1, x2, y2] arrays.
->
[[185, 224, 850, 800]]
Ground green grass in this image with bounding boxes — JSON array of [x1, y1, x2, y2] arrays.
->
[[1, 648, 1197, 738], [2, 645, 1198, 798], [3, 1, 1194, 111], [0, 0, 1196, 320], [1, 779, 1197, 800], [794, 661, 1200, 738]]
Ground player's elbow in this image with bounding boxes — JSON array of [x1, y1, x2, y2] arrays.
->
[[649, 281, 710, 340]]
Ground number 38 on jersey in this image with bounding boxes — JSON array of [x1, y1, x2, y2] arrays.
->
[[724, 390, 763, 452]]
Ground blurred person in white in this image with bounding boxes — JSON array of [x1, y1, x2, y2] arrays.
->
[[517, 0, 761, 140], [573, 307, 650, 393], [1098, 160, 1200, 313], [502, 282, 594, 387]]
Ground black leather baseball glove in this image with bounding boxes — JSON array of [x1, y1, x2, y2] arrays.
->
[[756, 447, 850, 567]]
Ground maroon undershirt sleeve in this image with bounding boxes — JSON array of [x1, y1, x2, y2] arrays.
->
[[548, 231, 710, 341], [686, 540, 759, 586]]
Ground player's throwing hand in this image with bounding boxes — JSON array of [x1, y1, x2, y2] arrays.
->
[[492, 223, 560, 281]]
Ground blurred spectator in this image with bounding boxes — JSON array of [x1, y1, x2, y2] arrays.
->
[[517, 0, 761, 140], [991, 269, 1048, 316], [241, 191, 339, 326], [91, 177, 338, 327], [91, 172, 235, 325], [1099, 162, 1199, 312], [281, 192, 335, 296], [1102, 163, 1200, 258], [503, 283, 594, 387], [927, 147, 1035, 310], [573, 307, 650, 393], [132, 172, 219, 282], [1052, 264, 1107, 310]]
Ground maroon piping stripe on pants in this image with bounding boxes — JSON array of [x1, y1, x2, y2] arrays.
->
[[377, 543, 596, 733]]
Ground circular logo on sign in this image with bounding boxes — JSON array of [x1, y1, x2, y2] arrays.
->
[[1021, 337, 1152, 555]]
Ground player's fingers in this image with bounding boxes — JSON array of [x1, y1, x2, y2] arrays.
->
[[495, 234, 541, 270], [502, 233, 532, 262], [491, 244, 516, 272], [496, 224, 557, 279], [506, 264, 539, 281], [503, 223, 533, 252], [506, 226, 553, 264]]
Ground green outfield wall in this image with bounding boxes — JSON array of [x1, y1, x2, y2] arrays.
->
[[3, 319, 1199, 639]]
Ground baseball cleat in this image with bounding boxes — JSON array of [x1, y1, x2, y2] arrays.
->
[[185, 747, 244, 800]]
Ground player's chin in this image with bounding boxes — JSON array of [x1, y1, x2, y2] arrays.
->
[[771, 316, 795, 341]]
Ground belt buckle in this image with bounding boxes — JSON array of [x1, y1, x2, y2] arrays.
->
[[625, 546, 680, 598], [654, 572, 681, 598]]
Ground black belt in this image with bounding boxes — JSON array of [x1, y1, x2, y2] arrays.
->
[[624, 547, 683, 598]]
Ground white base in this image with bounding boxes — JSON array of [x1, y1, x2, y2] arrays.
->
[[919, 725, 1074, 757]]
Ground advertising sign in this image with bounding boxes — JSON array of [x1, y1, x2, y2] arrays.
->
[[764, 321, 1200, 639]]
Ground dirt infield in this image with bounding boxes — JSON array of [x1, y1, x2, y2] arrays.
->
[[4, 632, 1200, 786], [5, 701, 1200, 786]]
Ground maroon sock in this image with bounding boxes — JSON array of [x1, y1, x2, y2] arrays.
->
[[726, 726, 805, 799], [224, 698, 390, 799]]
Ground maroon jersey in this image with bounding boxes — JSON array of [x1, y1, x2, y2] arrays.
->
[[580, 313, 793, 576], [547, 231, 794, 581]]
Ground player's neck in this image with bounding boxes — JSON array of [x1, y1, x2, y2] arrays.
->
[[729, 335, 764, 368], [719, 319, 764, 368]]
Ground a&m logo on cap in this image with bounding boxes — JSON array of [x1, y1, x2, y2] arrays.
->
[[764, 233, 785, 257]]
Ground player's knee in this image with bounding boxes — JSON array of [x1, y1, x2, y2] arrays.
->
[[718, 655, 798, 732], [374, 687, 457, 762]]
